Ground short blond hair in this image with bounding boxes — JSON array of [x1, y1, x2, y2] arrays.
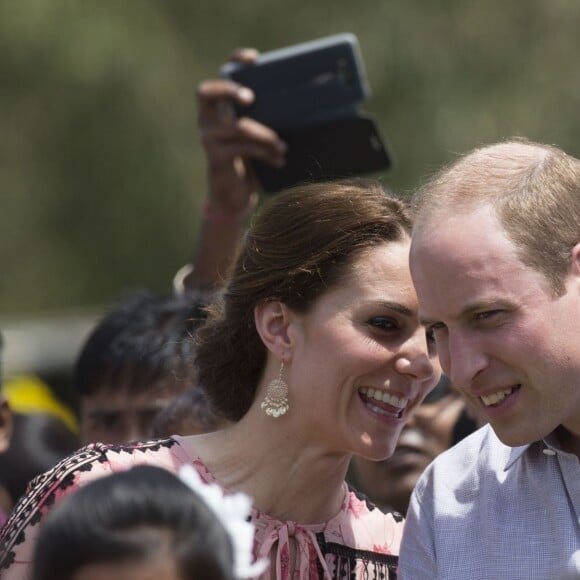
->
[[413, 138, 580, 294]]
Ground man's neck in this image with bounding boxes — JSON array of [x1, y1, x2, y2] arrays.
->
[[555, 425, 580, 458]]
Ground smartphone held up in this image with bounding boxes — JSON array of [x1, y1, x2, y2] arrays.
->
[[220, 33, 393, 193]]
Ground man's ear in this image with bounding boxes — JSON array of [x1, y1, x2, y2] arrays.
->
[[572, 243, 580, 276], [0, 396, 12, 454], [254, 301, 293, 358], [568, 242, 580, 294]]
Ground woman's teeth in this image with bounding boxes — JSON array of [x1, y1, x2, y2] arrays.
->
[[359, 387, 408, 409]]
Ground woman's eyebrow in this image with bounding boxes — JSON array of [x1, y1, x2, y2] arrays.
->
[[376, 301, 415, 317]]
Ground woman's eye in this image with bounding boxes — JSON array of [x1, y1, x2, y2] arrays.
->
[[367, 316, 397, 331]]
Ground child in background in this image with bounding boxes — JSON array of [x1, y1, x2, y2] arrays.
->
[[32, 464, 265, 580]]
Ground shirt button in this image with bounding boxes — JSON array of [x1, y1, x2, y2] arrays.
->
[[543, 448, 556, 456]]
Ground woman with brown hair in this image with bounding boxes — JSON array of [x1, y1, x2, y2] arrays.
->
[[1, 179, 439, 579]]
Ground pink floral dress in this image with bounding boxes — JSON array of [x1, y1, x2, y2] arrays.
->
[[0, 437, 403, 579]]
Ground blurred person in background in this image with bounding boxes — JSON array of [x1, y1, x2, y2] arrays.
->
[[32, 465, 254, 580], [0, 333, 14, 527], [76, 48, 286, 446], [151, 387, 227, 438], [3, 373, 77, 433], [75, 290, 206, 444], [177, 47, 287, 298], [0, 371, 79, 524], [0, 411, 80, 513]]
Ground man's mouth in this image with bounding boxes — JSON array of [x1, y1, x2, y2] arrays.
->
[[480, 384, 521, 407]]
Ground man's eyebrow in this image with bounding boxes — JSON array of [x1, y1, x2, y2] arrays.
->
[[418, 301, 505, 327], [418, 314, 438, 327]]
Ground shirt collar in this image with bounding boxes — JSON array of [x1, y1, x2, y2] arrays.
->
[[504, 444, 531, 470], [503, 430, 564, 471]]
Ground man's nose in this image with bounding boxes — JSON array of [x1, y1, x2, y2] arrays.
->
[[440, 332, 488, 390]]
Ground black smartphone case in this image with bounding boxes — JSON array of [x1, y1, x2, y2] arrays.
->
[[220, 34, 393, 192], [220, 33, 369, 130], [252, 116, 392, 193]]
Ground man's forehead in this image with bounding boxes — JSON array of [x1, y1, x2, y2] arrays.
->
[[410, 208, 527, 320]]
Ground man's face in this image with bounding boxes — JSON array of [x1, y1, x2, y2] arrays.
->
[[410, 204, 580, 448], [80, 383, 189, 445]]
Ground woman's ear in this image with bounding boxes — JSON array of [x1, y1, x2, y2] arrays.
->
[[254, 301, 293, 357]]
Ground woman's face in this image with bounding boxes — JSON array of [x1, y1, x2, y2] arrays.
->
[[286, 239, 440, 460]]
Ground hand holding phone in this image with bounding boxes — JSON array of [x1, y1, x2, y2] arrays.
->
[[196, 49, 287, 212], [220, 33, 393, 192]]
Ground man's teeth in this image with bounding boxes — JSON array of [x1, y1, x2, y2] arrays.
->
[[359, 387, 408, 409], [480, 387, 517, 406]]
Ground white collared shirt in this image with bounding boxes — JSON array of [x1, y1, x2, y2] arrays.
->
[[399, 424, 580, 579]]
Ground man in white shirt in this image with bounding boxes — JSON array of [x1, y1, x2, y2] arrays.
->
[[399, 139, 580, 579]]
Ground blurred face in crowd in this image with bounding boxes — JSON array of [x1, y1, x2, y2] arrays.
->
[[71, 553, 183, 580], [80, 382, 188, 445], [0, 395, 11, 454], [0, 394, 13, 517]]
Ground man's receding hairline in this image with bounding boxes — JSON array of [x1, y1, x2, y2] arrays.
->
[[412, 139, 557, 225], [471, 140, 551, 172]]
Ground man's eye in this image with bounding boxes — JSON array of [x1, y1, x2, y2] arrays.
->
[[475, 310, 502, 321], [475, 310, 499, 320], [426, 322, 446, 342]]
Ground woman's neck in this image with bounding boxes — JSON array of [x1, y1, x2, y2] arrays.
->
[[182, 412, 351, 524]]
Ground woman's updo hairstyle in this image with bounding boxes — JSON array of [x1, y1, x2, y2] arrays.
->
[[195, 179, 412, 421]]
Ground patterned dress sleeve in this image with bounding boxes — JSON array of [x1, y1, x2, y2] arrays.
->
[[0, 445, 114, 580], [0, 437, 184, 580]]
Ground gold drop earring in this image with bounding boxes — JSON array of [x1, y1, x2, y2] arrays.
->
[[260, 361, 289, 418]]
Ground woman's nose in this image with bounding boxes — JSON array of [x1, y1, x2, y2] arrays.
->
[[394, 331, 439, 383]]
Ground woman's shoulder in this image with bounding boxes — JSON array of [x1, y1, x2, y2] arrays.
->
[[19, 437, 186, 508], [0, 437, 188, 575]]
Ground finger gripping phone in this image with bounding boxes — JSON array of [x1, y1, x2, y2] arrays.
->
[[220, 33, 393, 192]]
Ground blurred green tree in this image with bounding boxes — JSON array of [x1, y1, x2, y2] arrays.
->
[[2, 0, 580, 315]]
